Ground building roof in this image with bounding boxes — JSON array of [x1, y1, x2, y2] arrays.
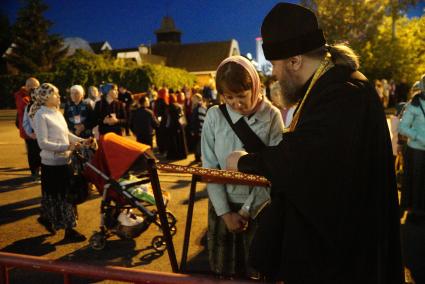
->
[[63, 37, 93, 56], [111, 47, 139, 56], [89, 41, 112, 53], [151, 40, 237, 72]]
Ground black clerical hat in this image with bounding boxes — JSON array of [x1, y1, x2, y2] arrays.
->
[[261, 2, 326, 60]]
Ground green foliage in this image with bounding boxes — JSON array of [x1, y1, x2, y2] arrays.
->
[[5, 0, 67, 73], [0, 64, 196, 108], [301, 0, 425, 83], [361, 15, 425, 81]]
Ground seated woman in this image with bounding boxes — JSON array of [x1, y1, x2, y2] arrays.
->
[[94, 83, 126, 136], [201, 55, 284, 278], [32, 83, 89, 241]]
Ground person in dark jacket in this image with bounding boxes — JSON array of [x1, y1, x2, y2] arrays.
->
[[94, 83, 126, 136], [129, 96, 159, 146], [64, 85, 95, 138], [226, 3, 403, 284], [118, 86, 133, 136], [189, 93, 206, 162], [14, 77, 40, 180], [166, 94, 188, 160]]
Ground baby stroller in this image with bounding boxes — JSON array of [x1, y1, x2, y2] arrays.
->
[[80, 133, 177, 251]]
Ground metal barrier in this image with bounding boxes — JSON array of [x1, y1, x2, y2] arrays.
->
[[0, 252, 253, 284], [0, 164, 269, 283]]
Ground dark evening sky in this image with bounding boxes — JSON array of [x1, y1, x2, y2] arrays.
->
[[2, 0, 425, 56]]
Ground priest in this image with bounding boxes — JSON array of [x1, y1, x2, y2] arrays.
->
[[226, 3, 403, 283]]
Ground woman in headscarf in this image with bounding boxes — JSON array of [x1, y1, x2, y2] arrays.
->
[[32, 83, 89, 241], [399, 75, 425, 218], [201, 55, 284, 279]]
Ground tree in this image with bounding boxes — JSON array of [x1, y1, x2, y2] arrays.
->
[[361, 15, 425, 82], [0, 12, 12, 75], [5, 0, 67, 73], [54, 49, 138, 74], [301, 0, 425, 83], [388, 0, 423, 40], [301, 0, 387, 51]]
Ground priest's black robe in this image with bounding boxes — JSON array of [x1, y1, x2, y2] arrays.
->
[[238, 65, 403, 284]]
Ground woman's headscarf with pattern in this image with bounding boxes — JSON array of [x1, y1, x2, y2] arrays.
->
[[28, 83, 58, 119]]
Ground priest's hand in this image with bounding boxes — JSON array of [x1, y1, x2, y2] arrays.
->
[[226, 151, 248, 171]]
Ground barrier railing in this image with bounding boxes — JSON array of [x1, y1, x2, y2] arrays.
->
[[0, 164, 269, 283], [155, 163, 270, 273], [0, 252, 253, 284]]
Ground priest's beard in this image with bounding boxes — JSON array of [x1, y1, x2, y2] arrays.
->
[[278, 66, 303, 107]]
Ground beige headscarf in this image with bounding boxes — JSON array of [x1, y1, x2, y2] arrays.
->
[[216, 55, 262, 112]]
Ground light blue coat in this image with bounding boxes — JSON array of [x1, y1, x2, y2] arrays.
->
[[398, 97, 425, 151], [201, 100, 284, 217]]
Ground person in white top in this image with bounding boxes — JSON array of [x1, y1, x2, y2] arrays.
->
[[33, 83, 89, 241]]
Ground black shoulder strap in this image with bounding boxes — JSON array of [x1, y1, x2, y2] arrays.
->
[[219, 104, 266, 153], [418, 100, 425, 118]]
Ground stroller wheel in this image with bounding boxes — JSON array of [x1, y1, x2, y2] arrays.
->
[[152, 236, 167, 252], [89, 232, 106, 250], [166, 211, 177, 236]]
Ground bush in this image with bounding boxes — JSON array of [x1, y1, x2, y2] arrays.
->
[[0, 64, 196, 109]]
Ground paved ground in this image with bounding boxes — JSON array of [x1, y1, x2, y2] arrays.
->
[[0, 110, 211, 283]]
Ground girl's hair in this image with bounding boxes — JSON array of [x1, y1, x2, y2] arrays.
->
[[216, 62, 252, 95]]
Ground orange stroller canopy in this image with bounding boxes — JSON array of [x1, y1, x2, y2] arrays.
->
[[101, 133, 151, 180]]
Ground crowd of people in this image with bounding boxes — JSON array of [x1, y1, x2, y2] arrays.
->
[[12, 76, 213, 240], [12, 2, 425, 283]]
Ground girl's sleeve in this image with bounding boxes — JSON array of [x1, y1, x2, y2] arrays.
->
[[398, 104, 418, 140], [201, 109, 231, 216]]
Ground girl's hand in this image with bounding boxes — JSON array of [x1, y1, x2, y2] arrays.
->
[[221, 212, 248, 233]]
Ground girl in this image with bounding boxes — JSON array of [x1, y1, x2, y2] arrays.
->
[[201, 55, 284, 278], [399, 75, 425, 217]]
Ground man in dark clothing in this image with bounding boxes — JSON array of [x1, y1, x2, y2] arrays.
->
[[14, 77, 40, 180], [129, 96, 159, 147], [118, 86, 133, 136], [226, 3, 403, 284]]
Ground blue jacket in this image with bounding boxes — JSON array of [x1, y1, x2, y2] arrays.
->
[[398, 95, 425, 151]]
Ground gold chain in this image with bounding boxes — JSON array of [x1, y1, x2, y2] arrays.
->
[[285, 54, 334, 133]]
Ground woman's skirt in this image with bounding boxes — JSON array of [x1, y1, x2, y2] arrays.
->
[[41, 164, 77, 230], [401, 146, 425, 213], [207, 201, 259, 278]]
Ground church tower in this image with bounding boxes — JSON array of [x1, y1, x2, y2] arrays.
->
[[155, 16, 182, 44]]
